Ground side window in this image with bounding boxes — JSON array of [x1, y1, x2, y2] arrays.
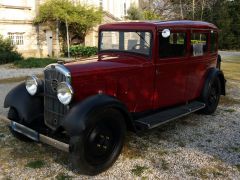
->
[[210, 32, 217, 53], [159, 32, 187, 58], [191, 33, 208, 56]]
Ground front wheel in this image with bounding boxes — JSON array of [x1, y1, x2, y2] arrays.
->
[[69, 108, 126, 175], [200, 77, 221, 114]]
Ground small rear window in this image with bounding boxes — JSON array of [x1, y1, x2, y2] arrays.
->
[[191, 33, 208, 56], [210, 32, 217, 53]]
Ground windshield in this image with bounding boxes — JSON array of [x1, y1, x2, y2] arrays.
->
[[100, 31, 152, 56]]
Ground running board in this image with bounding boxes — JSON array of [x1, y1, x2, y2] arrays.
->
[[135, 101, 205, 130]]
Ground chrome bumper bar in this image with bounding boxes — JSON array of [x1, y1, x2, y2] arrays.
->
[[0, 115, 69, 152]]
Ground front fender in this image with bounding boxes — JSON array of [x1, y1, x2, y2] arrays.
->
[[4, 82, 44, 124], [62, 94, 134, 136]]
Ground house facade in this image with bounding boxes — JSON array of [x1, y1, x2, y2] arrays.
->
[[0, 0, 139, 57]]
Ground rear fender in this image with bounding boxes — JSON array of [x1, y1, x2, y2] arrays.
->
[[201, 68, 226, 98]]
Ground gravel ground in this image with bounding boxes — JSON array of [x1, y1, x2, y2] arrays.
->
[[0, 64, 43, 79], [219, 51, 240, 58], [0, 59, 240, 179]]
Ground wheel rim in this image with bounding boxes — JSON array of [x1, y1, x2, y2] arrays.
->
[[84, 118, 121, 166], [208, 80, 219, 106]]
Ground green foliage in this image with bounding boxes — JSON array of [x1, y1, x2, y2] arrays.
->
[[69, 45, 97, 58], [143, 10, 161, 20], [56, 172, 72, 180], [0, 35, 23, 64], [35, 0, 102, 44], [26, 160, 46, 169], [126, 5, 143, 20], [14, 57, 56, 68], [131, 165, 148, 176]]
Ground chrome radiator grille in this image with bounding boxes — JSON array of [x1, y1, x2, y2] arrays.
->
[[44, 64, 70, 130]]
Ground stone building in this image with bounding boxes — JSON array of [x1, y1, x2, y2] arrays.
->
[[0, 0, 139, 57]]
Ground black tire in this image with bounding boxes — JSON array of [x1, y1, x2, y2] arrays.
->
[[200, 77, 221, 114], [8, 107, 33, 142], [69, 108, 126, 175]]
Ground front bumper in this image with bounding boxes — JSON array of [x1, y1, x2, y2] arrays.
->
[[0, 115, 69, 152]]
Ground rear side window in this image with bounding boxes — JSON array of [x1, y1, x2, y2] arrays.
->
[[159, 32, 187, 58], [191, 33, 208, 56], [210, 32, 217, 53]]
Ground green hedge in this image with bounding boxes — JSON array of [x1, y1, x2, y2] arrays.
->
[[14, 57, 56, 68], [69, 45, 98, 58], [0, 35, 23, 64]]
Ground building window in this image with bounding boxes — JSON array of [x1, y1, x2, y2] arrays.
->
[[8, 33, 24, 45]]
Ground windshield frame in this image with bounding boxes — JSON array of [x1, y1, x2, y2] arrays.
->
[[98, 29, 153, 58]]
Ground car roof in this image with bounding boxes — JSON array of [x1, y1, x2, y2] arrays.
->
[[99, 20, 218, 30]]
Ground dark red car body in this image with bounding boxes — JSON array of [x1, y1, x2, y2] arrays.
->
[[66, 21, 219, 113]]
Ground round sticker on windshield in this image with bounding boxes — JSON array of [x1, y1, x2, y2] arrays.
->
[[162, 29, 171, 38]]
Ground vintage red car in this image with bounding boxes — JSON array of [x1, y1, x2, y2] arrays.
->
[[3, 20, 225, 175]]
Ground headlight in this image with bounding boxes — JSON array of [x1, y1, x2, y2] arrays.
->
[[57, 82, 73, 105], [25, 75, 39, 96]]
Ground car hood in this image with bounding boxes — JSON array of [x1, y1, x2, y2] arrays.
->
[[65, 54, 149, 76]]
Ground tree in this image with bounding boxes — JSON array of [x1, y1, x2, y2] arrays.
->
[[126, 5, 143, 20], [34, 0, 102, 46], [143, 10, 162, 20]]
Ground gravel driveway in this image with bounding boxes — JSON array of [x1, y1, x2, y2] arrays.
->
[[0, 64, 43, 79], [0, 62, 240, 179]]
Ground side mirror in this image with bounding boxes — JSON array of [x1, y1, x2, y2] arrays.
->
[[162, 29, 171, 38]]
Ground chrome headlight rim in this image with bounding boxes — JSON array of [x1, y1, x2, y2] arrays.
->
[[25, 75, 39, 96], [57, 82, 73, 105]]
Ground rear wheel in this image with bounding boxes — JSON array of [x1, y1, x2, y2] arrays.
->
[[8, 107, 33, 142], [200, 77, 221, 114], [69, 108, 126, 175]]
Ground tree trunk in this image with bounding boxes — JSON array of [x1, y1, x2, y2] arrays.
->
[[192, 0, 195, 20], [66, 19, 70, 58], [56, 20, 60, 58], [200, 0, 205, 21], [180, 0, 184, 19]]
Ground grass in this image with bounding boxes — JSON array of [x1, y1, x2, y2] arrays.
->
[[14, 57, 57, 68], [236, 164, 240, 172], [158, 148, 169, 156], [223, 108, 236, 113], [161, 159, 170, 170], [56, 172, 72, 180], [222, 59, 240, 82], [219, 96, 240, 106], [187, 165, 225, 179], [131, 165, 148, 176], [26, 160, 46, 169], [230, 146, 240, 153], [178, 141, 186, 147]]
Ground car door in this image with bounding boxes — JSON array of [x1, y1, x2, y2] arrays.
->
[[185, 30, 210, 101], [154, 29, 189, 109]]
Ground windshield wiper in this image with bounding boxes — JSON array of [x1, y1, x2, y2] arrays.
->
[[135, 32, 150, 47]]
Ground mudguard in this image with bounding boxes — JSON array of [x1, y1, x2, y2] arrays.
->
[[4, 82, 44, 124], [62, 94, 134, 136], [201, 68, 226, 98]]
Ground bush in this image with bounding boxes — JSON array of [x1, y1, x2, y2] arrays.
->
[[0, 35, 23, 64], [14, 57, 56, 68], [69, 45, 97, 58]]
